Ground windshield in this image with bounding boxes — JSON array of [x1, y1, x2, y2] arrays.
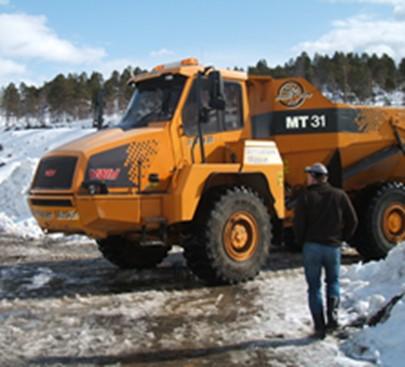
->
[[118, 74, 186, 130]]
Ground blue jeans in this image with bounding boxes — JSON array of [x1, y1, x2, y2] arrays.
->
[[303, 242, 341, 318]]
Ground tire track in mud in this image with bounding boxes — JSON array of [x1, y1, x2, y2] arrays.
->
[[0, 235, 363, 367], [133, 253, 309, 367]]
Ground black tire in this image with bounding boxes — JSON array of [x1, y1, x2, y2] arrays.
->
[[352, 182, 405, 259], [97, 236, 169, 269], [183, 187, 272, 285]]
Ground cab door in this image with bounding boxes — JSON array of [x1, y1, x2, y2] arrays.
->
[[179, 78, 247, 164]]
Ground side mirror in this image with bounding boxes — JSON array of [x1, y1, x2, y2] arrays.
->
[[93, 89, 105, 130], [208, 71, 225, 110]]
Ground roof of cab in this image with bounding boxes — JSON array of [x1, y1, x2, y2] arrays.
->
[[127, 57, 247, 84]]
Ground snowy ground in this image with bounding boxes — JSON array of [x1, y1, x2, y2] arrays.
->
[[0, 235, 374, 367]]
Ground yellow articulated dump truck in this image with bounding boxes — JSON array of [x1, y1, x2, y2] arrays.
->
[[28, 58, 405, 284]]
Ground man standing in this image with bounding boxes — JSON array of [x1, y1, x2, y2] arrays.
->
[[293, 163, 358, 339]]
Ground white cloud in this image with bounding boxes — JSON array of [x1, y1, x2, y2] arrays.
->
[[0, 57, 25, 75], [295, 15, 405, 60], [0, 57, 26, 86], [0, 13, 106, 64], [150, 48, 175, 58], [0, 0, 10, 6]]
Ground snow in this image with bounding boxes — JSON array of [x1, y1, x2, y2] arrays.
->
[[0, 127, 94, 237], [341, 243, 405, 367], [25, 267, 55, 290], [341, 244, 405, 320], [321, 87, 405, 106]]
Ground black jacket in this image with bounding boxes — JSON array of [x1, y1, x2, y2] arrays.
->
[[293, 183, 358, 246]]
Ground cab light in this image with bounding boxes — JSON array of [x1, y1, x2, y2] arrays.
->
[[152, 58, 199, 72], [180, 57, 199, 66], [153, 64, 165, 72]]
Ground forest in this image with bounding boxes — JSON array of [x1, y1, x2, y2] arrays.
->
[[1, 52, 405, 128]]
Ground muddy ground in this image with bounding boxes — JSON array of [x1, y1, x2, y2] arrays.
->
[[0, 235, 371, 367]]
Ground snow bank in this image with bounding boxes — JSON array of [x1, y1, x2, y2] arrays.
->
[[341, 243, 405, 366], [0, 128, 94, 238], [342, 243, 405, 320]]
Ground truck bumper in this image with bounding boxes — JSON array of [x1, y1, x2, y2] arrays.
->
[[28, 194, 163, 239]]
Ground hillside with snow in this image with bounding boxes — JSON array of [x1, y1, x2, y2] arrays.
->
[[320, 87, 405, 107], [0, 127, 94, 237]]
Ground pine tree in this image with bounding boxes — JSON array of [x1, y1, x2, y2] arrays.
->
[[248, 59, 272, 75], [104, 70, 120, 115], [46, 74, 72, 122], [87, 72, 104, 120], [294, 52, 314, 82], [118, 67, 134, 111], [65, 74, 78, 120], [1, 83, 21, 126], [367, 53, 397, 90], [381, 54, 397, 91], [399, 58, 405, 84], [74, 72, 90, 120], [20, 83, 40, 127], [331, 52, 350, 101], [347, 53, 373, 100]]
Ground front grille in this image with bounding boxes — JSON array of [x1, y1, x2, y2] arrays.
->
[[32, 157, 78, 190], [30, 199, 72, 207]]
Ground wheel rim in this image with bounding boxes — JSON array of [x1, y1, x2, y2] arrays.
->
[[382, 203, 405, 243], [223, 211, 258, 262]]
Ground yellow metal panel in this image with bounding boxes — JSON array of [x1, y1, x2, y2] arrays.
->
[[77, 195, 140, 224], [140, 197, 163, 219], [163, 164, 241, 223], [241, 165, 285, 219]]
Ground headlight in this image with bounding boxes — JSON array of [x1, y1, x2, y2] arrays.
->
[[82, 180, 109, 195]]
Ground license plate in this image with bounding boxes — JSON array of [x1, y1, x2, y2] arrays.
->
[[56, 210, 79, 221]]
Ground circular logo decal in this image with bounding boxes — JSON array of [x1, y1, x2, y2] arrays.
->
[[276, 81, 312, 109]]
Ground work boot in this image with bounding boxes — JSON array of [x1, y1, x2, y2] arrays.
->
[[326, 296, 339, 331], [311, 313, 326, 339]]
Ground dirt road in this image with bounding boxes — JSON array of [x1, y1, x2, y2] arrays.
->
[[0, 235, 371, 367]]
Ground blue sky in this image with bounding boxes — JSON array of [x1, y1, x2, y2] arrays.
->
[[0, 0, 404, 86]]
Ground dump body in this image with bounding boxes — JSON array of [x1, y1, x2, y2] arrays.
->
[[248, 76, 405, 193], [247, 76, 404, 256]]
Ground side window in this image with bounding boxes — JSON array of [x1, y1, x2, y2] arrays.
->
[[182, 79, 243, 136], [223, 82, 243, 131], [182, 79, 220, 135]]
